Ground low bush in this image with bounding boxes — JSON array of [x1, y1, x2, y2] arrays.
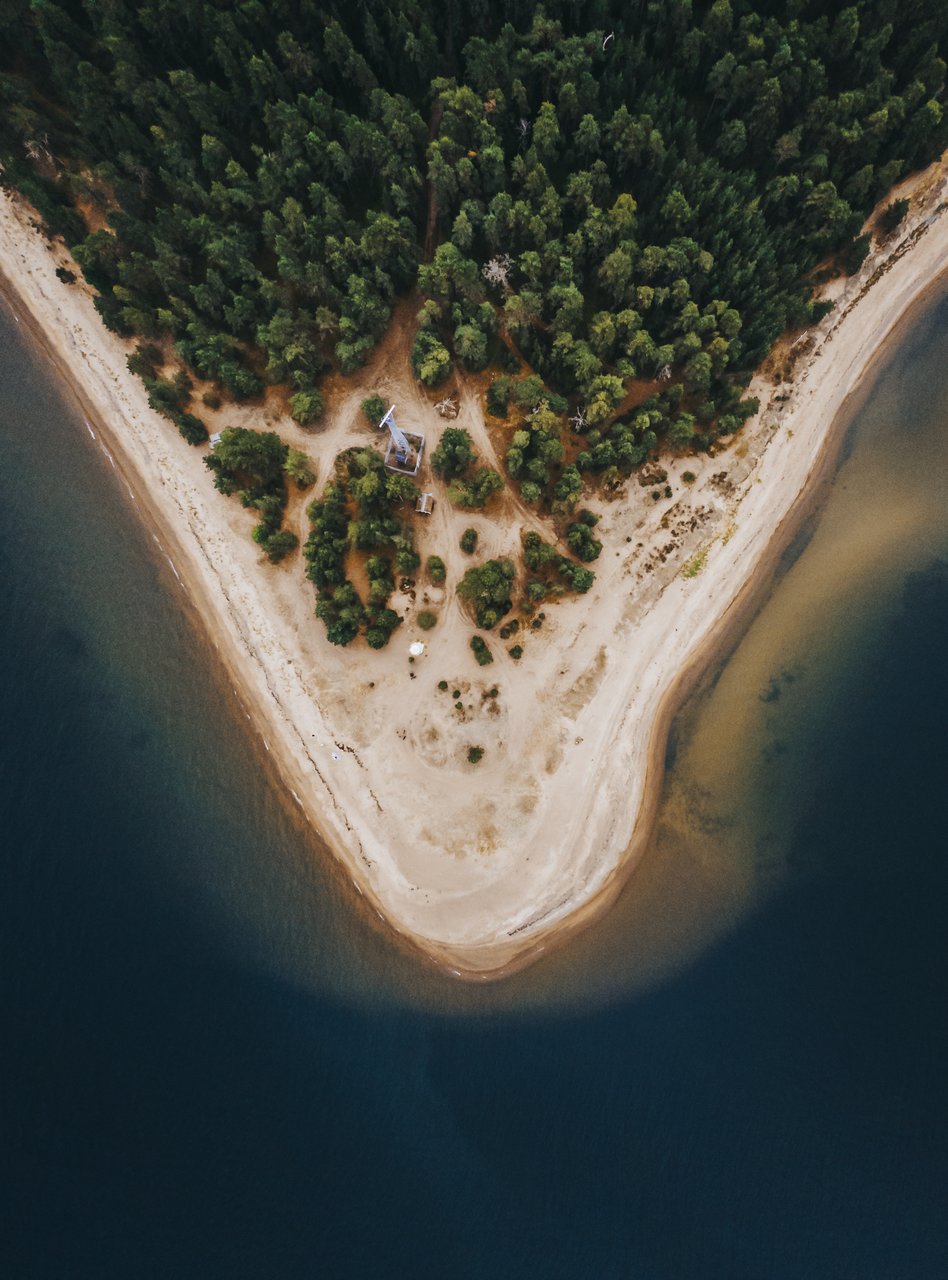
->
[[458, 559, 515, 629], [471, 635, 493, 666], [175, 412, 208, 445], [361, 394, 386, 427], [289, 389, 324, 425]]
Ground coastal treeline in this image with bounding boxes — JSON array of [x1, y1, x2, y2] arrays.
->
[[1, 0, 946, 458]]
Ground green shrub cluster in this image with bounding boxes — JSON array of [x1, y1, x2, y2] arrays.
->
[[303, 447, 418, 646], [204, 427, 298, 562], [127, 346, 209, 445], [457, 559, 516, 630], [565, 511, 602, 563], [522, 532, 595, 603], [470, 636, 493, 667]]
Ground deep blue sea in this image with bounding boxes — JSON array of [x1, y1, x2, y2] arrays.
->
[[1, 286, 947, 1279]]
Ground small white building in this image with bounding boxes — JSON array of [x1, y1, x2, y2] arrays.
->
[[415, 492, 435, 516]]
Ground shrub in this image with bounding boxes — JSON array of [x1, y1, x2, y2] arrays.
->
[[437, 680, 448, 691], [145, 370, 191, 419], [127, 343, 163, 379], [202, 390, 221, 410], [432, 427, 475, 478], [487, 376, 510, 418], [510, 376, 567, 413], [471, 635, 493, 666], [289, 389, 324, 425], [565, 512, 602, 563], [426, 554, 446, 583], [361, 394, 386, 427], [682, 470, 696, 484], [509, 645, 523, 659], [395, 548, 421, 574], [841, 233, 871, 276], [206, 427, 288, 488], [447, 467, 504, 509], [411, 330, 452, 386], [467, 746, 484, 764], [284, 448, 315, 488], [365, 607, 401, 649], [417, 611, 437, 630], [260, 529, 298, 563], [458, 559, 515, 628], [325, 618, 359, 646], [668, 413, 696, 447], [460, 527, 478, 554], [175, 412, 208, 445], [879, 198, 909, 237]]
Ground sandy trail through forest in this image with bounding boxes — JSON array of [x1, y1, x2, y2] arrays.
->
[[2, 154, 947, 977]]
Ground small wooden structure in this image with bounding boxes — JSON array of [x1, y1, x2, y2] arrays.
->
[[415, 492, 435, 516]]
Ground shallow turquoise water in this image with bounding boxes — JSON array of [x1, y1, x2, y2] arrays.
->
[[2, 285, 946, 1277]]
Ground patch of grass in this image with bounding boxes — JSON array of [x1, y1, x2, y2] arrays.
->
[[682, 548, 708, 579]]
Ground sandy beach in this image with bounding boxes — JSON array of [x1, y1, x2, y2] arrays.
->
[[2, 154, 947, 978]]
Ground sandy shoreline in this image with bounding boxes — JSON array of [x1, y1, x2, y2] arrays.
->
[[2, 156, 947, 978]]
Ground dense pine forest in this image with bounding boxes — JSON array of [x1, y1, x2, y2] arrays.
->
[[2, 1, 946, 455]]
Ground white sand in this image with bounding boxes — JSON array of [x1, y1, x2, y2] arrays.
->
[[2, 154, 947, 977]]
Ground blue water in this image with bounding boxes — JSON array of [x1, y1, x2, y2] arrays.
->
[[1, 290, 947, 1278]]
